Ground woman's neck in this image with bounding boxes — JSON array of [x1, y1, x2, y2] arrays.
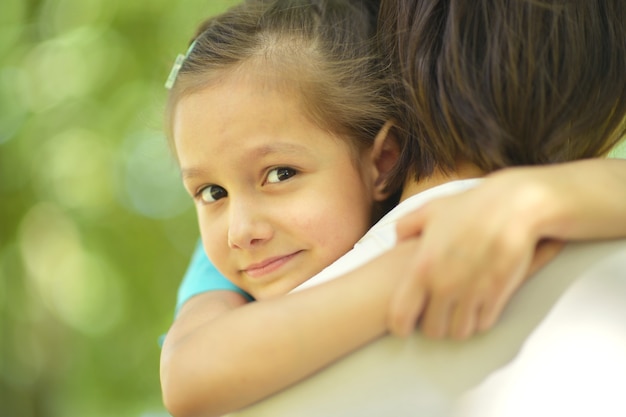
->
[[399, 161, 485, 202]]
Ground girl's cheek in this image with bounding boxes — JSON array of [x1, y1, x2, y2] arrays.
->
[[198, 218, 225, 251]]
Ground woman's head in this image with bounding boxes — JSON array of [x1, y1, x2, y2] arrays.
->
[[379, 0, 626, 180], [167, 0, 402, 299]]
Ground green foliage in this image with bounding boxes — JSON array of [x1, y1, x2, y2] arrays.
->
[[610, 139, 626, 159], [0, 1, 239, 416]]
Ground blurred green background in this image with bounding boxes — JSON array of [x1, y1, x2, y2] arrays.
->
[[1, 0, 625, 416], [0, 0, 238, 416]]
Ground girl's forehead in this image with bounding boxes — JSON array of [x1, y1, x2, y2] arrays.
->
[[170, 55, 362, 160], [173, 76, 361, 174], [177, 60, 322, 126], [175, 73, 311, 141]]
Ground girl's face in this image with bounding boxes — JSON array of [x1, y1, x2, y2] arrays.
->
[[173, 73, 383, 299]]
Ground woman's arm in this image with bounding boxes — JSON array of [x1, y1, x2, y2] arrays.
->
[[389, 158, 626, 340], [160, 239, 420, 417]]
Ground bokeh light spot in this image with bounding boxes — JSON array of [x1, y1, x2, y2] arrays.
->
[[31, 127, 116, 211], [38, 0, 110, 37], [117, 130, 190, 219], [19, 27, 123, 112], [0, 66, 29, 145], [18, 203, 124, 336]]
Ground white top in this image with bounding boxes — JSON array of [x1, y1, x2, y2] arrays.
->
[[293, 179, 482, 291], [231, 180, 626, 417]]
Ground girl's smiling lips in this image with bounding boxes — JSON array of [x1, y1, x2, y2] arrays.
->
[[242, 251, 302, 278]]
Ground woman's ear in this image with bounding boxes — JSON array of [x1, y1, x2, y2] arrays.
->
[[369, 120, 401, 201]]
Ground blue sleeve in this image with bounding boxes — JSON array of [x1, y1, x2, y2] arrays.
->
[[175, 240, 251, 316]]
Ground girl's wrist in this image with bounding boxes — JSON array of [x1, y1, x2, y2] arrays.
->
[[491, 167, 562, 242]]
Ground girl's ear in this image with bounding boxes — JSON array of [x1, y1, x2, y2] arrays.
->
[[369, 120, 401, 201]]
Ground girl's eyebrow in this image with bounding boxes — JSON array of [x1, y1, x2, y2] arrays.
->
[[180, 167, 207, 181], [181, 142, 311, 180], [251, 142, 310, 158]]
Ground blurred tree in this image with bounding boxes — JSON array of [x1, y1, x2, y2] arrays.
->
[[0, 0, 238, 416]]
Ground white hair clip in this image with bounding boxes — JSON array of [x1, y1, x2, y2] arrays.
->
[[165, 39, 198, 90]]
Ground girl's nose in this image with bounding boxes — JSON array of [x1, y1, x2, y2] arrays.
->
[[227, 201, 273, 249]]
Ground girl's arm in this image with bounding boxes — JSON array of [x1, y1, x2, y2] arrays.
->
[[161, 239, 420, 417], [389, 158, 626, 340]]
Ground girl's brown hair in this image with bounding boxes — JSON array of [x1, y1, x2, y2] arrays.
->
[[380, 0, 626, 181], [166, 0, 400, 183]]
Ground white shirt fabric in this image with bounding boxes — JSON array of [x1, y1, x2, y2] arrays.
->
[[293, 178, 482, 292], [231, 180, 626, 417]]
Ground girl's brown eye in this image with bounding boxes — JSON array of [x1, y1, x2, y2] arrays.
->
[[200, 185, 227, 202], [267, 167, 297, 183]]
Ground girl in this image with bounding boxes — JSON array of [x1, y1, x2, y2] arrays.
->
[[166, 0, 401, 302]]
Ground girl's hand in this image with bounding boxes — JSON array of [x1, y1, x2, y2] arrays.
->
[[388, 171, 563, 340]]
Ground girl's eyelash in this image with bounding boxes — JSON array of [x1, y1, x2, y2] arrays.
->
[[266, 166, 298, 183], [190, 166, 299, 203], [195, 184, 228, 203], [194, 185, 208, 198]]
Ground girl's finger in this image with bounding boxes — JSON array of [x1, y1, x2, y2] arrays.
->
[[477, 240, 563, 331], [395, 205, 429, 241], [420, 294, 454, 339], [477, 289, 512, 333], [388, 273, 427, 337], [449, 293, 480, 340], [477, 271, 522, 333], [528, 239, 564, 276]]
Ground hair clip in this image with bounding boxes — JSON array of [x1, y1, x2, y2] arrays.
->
[[165, 39, 198, 90]]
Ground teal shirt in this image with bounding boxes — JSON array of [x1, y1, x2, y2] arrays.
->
[[175, 240, 251, 315], [158, 241, 253, 347], [160, 240, 251, 347]]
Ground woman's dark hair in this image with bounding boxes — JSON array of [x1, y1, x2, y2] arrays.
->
[[379, 0, 626, 181]]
